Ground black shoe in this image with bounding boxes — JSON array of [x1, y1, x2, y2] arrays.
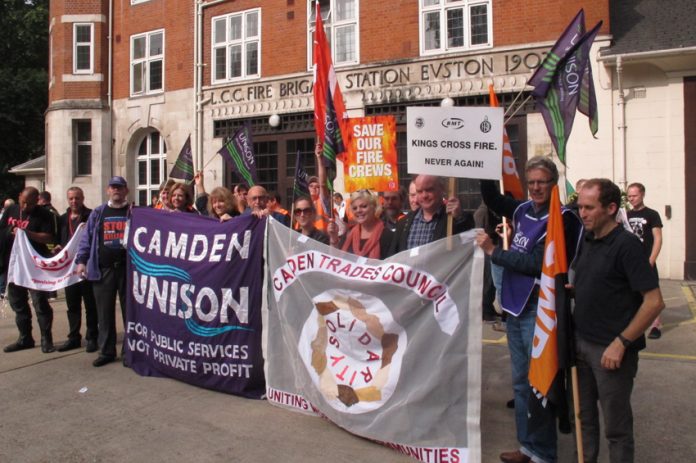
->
[[648, 327, 661, 339], [85, 339, 98, 353], [57, 339, 81, 352], [41, 337, 55, 353], [3, 340, 35, 353], [506, 399, 515, 409], [93, 356, 115, 367]]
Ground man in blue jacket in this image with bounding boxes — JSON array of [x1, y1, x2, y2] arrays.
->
[[76, 177, 131, 367]]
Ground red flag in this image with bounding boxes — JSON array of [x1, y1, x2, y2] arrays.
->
[[529, 185, 567, 397], [489, 85, 524, 200], [313, 4, 348, 157]]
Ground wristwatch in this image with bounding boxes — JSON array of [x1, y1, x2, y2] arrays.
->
[[617, 333, 631, 347]]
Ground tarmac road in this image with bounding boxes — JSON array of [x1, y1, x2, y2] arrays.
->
[[1, 280, 694, 462]]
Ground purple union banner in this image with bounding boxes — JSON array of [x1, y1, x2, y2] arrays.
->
[[124, 208, 266, 398]]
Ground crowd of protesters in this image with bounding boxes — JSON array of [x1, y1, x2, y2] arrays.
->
[[0, 148, 666, 463]]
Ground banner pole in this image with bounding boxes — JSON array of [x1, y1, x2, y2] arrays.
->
[[571, 366, 585, 461], [446, 177, 455, 250], [504, 94, 533, 125]]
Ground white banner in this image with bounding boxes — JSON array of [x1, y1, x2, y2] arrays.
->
[[7, 223, 86, 291], [407, 106, 503, 179], [266, 219, 484, 463]]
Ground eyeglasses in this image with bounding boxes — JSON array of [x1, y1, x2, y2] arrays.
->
[[294, 207, 314, 215], [526, 180, 553, 187], [248, 195, 267, 201]]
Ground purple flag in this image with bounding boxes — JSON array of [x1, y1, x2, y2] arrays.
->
[[217, 125, 258, 187], [533, 21, 602, 164], [124, 208, 266, 398], [168, 135, 194, 182]]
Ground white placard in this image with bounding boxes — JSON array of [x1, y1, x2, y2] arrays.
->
[[407, 106, 503, 179]]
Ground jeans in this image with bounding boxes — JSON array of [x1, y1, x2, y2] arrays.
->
[[7, 283, 53, 343], [575, 335, 638, 463], [91, 266, 127, 358], [507, 304, 557, 463]]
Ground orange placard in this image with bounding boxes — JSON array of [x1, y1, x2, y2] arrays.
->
[[343, 116, 399, 192]]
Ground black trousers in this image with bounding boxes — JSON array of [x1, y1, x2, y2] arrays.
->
[[7, 283, 53, 343], [64, 280, 98, 343], [91, 266, 127, 358]]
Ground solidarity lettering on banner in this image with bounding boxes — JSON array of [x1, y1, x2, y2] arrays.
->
[[124, 208, 265, 398]]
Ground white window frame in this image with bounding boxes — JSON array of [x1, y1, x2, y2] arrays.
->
[[131, 0, 150, 4], [419, 0, 492, 56], [130, 29, 165, 96], [211, 8, 261, 84], [73, 23, 94, 74], [306, 0, 360, 70], [135, 131, 168, 206], [73, 119, 92, 176]]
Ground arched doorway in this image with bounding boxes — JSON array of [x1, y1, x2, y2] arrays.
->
[[135, 130, 168, 206]]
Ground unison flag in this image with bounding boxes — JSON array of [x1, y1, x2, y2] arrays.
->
[[313, 3, 348, 160], [124, 208, 266, 398], [527, 186, 581, 429], [266, 218, 484, 462], [489, 85, 524, 200], [169, 135, 194, 183], [217, 125, 258, 187], [293, 150, 310, 198], [532, 20, 602, 164]]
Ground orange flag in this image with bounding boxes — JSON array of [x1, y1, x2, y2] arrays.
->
[[489, 85, 524, 200], [529, 185, 567, 397]]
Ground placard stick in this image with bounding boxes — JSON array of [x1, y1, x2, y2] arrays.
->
[[504, 95, 533, 125], [571, 366, 585, 461], [503, 90, 524, 117], [446, 177, 455, 249]]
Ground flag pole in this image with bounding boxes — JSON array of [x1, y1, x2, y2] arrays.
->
[[503, 89, 525, 117], [504, 94, 533, 125], [571, 366, 585, 461]]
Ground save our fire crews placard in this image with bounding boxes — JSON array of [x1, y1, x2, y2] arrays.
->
[[407, 106, 503, 179], [343, 116, 399, 192]]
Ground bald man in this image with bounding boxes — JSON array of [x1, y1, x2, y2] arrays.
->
[[242, 185, 290, 226]]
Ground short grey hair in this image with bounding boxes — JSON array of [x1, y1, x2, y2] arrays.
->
[[525, 155, 559, 184]]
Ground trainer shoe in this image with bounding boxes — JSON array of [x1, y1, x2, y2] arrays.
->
[[648, 327, 661, 339]]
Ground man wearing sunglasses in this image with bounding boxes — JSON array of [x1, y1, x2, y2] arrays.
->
[[476, 156, 583, 463]]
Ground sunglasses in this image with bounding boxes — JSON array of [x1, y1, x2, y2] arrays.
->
[[294, 207, 314, 215]]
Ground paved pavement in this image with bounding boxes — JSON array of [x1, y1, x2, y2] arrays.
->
[[0, 280, 694, 462]]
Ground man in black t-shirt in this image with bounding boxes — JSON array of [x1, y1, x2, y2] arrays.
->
[[627, 182, 664, 339], [574, 179, 664, 462], [76, 177, 131, 367], [0, 187, 57, 353]]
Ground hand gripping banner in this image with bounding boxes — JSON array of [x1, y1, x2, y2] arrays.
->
[[124, 208, 266, 398], [8, 224, 86, 291], [266, 218, 484, 462]]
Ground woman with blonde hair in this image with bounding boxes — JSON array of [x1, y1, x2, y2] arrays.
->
[[327, 189, 390, 259], [206, 187, 238, 221]]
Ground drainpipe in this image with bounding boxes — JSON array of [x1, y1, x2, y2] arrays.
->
[[616, 55, 627, 190], [108, 0, 114, 180]]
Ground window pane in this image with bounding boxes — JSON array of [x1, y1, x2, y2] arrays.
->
[[335, 0, 356, 21], [149, 59, 163, 91], [337, 25, 356, 63], [246, 11, 258, 38], [214, 19, 226, 43], [215, 47, 227, 80], [470, 4, 488, 45], [132, 62, 144, 93], [446, 8, 464, 48], [230, 45, 242, 77], [138, 138, 147, 156], [138, 190, 148, 207], [133, 37, 146, 59], [246, 42, 258, 75], [76, 25, 91, 42], [150, 32, 163, 56], [423, 12, 440, 50], [423, 0, 439, 6], [138, 161, 147, 184], [76, 45, 90, 70], [150, 159, 161, 185], [149, 132, 160, 154], [77, 145, 91, 175], [77, 121, 91, 141], [230, 16, 242, 41]]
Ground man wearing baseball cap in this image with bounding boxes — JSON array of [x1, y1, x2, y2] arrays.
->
[[76, 176, 131, 367]]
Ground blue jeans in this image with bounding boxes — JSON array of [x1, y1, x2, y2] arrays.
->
[[507, 304, 557, 462]]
